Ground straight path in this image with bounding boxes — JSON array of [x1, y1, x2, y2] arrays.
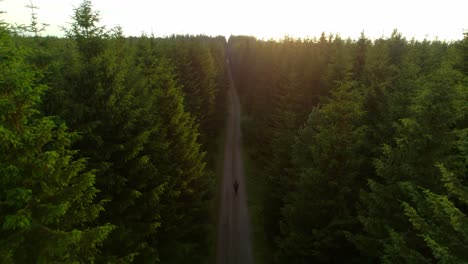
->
[[216, 58, 253, 264]]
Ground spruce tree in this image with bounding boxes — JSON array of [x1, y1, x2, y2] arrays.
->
[[55, 2, 164, 260], [264, 68, 303, 242], [277, 81, 367, 263], [0, 22, 113, 263], [136, 38, 213, 263], [355, 53, 467, 263]]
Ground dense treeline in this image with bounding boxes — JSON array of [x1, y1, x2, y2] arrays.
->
[[229, 32, 467, 263], [2, 0, 467, 262], [1, 1, 227, 263]]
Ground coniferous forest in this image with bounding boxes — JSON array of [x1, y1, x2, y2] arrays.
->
[[229, 33, 467, 263], [1, 1, 227, 263], [1, 0, 467, 263]]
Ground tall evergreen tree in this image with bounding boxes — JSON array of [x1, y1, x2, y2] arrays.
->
[[135, 37, 213, 264], [354, 53, 467, 263], [263, 68, 303, 242], [403, 158, 468, 263], [277, 81, 367, 263], [0, 22, 113, 263], [49, 2, 164, 261]]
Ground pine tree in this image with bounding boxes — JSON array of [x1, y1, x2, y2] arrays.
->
[[351, 32, 370, 81], [0, 22, 113, 263], [153, 36, 221, 143], [135, 38, 213, 263], [277, 81, 367, 263], [54, 2, 164, 260], [25, 0, 48, 37], [403, 160, 468, 263], [263, 67, 303, 242], [354, 53, 466, 262], [397, 58, 468, 263]]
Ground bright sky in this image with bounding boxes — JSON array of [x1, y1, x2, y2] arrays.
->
[[1, 0, 467, 40]]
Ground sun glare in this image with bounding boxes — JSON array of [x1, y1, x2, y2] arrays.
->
[[1, 0, 467, 40]]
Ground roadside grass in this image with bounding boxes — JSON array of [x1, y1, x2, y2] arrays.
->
[[242, 129, 272, 264]]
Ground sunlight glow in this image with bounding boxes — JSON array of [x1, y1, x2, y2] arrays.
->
[[1, 0, 467, 40]]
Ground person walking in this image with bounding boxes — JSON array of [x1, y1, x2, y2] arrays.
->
[[233, 179, 239, 195]]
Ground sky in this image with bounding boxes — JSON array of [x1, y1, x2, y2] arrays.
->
[[1, 0, 467, 41]]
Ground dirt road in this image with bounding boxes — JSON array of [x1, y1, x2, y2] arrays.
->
[[216, 59, 253, 264]]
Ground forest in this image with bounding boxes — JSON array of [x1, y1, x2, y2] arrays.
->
[[1, 1, 228, 263], [229, 32, 467, 263], [1, 0, 467, 263]]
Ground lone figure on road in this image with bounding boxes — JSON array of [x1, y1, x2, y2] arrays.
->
[[234, 180, 239, 195]]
